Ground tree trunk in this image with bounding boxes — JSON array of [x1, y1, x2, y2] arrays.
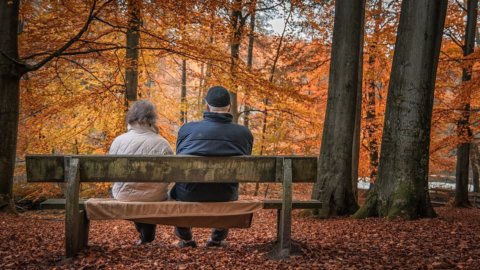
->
[[180, 59, 187, 124], [471, 142, 480, 192], [244, 6, 256, 128], [314, 0, 365, 217], [228, 0, 244, 123], [454, 0, 477, 207], [365, 0, 382, 184], [125, 0, 141, 101], [0, 0, 22, 212], [352, 2, 366, 203], [353, 0, 447, 219]]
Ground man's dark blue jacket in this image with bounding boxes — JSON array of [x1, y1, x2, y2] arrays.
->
[[170, 112, 253, 202]]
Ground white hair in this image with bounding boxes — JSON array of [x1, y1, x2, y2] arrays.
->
[[207, 103, 230, 113]]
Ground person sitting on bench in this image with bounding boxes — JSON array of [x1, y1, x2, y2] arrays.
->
[[109, 100, 174, 245], [169, 86, 254, 248]]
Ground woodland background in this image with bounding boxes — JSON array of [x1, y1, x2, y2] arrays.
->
[[3, 0, 480, 268], [6, 0, 480, 202]]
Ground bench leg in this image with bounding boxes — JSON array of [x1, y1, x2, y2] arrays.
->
[[78, 210, 90, 249], [65, 157, 81, 258], [277, 158, 292, 257]]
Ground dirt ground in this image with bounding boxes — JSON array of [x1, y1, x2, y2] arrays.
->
[[1, 206, 480, 269]]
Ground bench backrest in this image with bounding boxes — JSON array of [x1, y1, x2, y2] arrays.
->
[[26, 155, 318, 183]]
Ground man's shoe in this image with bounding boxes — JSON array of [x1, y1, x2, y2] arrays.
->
[[205, 239, 227, 248], [135, 239, 152, 246], [178, 240, 197, 248]]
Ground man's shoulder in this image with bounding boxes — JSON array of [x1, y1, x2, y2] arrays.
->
[[230, 123, 253, 136], [179, 121, 202, 132]]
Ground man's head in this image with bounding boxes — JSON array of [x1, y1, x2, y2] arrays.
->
[[126, 100, 158, 126], [205, 86, 231, 113]]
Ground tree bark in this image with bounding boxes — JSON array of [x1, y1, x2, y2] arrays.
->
[[314, 0, 365, 217], [352, 2, 366, 203], [0, 0, 22, 212], [454, 0, 477, 207], [125, 0, 141, 101], [471, 142, 480, 192], [353, 0, 447, 219], [228, 0, 244, 123], [365, 0, 382, 184], [244, 6, 256, 129], [180, 59, 187, 124]]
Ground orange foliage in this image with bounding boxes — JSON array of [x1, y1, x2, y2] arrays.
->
[[11, 0, 480, 199]]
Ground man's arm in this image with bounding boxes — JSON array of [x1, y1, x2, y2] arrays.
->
[[176, 126, 187, 154]]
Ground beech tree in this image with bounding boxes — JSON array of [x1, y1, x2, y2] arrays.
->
[[313, 0, 365, 217], [454, 0, 478, 207], [0, 0, 112, 211], [354, 0, 448, 219]]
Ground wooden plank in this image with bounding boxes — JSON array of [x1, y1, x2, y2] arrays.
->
[[26, 155, 64, 182], [39, 198, 321, 210], [277, 158, 293, 257], [65, 157, 81, 258], [26, 155, 318, 183], [263, 200, 322, 209], [40, 199, 85, 210]]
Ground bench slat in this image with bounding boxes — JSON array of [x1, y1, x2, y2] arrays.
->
[[40, 198, 322, 210], [263, 199, 322, 209], [27, 155, 317, 183]]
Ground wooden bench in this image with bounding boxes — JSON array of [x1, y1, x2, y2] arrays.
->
[[26, 155, 321, 258], [428, 188, 480, 207]]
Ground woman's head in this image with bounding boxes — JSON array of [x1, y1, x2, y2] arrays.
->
[[126, 100, 158, 127]]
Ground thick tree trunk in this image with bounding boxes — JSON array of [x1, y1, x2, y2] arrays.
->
[[353, 0, 447, 219], [471, 142, 480, 192], [314, 0, 365, 217], [0, 0, 22, 212], [454, 0, 477, 207], [180, 59, 187, 124], [365, 0, 382, 183], [352, 4, 365, 202], [125, 0, 141, 101]]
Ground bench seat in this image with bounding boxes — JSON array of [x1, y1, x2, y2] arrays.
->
[[85, 199, 263, 228], [40, 198, 323, 210]]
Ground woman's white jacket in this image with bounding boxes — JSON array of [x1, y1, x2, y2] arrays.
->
[[110, 123, 173, 201]]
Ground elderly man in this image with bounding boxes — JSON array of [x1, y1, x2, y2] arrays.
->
[[170, 85, 254, 248]]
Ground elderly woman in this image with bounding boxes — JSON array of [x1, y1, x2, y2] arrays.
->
[[109, 100, 173, 245]]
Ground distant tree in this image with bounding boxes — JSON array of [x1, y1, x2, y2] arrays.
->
[[180, 59, 187, 123], [471, 142, 480, 192], [313, 0, 365, 217], [354, 0, 448, 219], [125, 0, 141, 102]]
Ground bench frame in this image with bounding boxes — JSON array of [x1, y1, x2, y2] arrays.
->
[[27, 155, 321, 258]]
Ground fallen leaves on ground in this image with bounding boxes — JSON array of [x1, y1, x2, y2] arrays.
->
[[1, 207, 480, 269]]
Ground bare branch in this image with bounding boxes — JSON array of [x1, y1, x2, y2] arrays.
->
[[455, 0, 467, 12], [0, 50, 26, 66], [444, 28, 464, 49], [256, 0, 285, 12]]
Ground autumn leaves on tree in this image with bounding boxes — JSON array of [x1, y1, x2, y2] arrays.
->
[[1, 0, 479, 219]]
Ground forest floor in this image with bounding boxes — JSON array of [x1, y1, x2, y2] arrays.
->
[[1, 204, 480, 269]]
